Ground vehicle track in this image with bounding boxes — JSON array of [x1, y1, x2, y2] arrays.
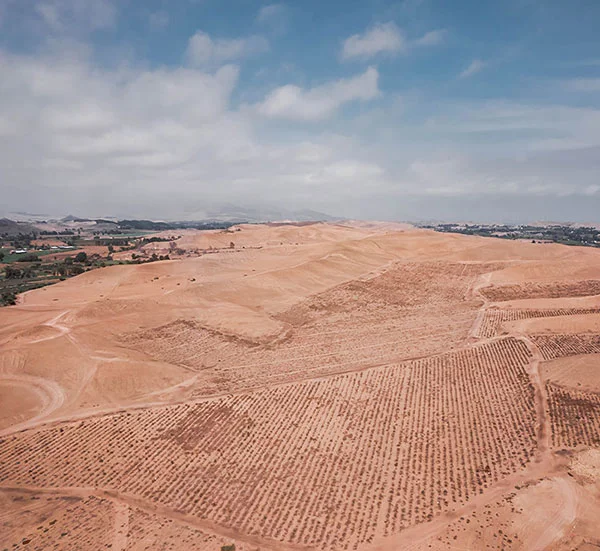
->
[[0, 374, 65, 437]]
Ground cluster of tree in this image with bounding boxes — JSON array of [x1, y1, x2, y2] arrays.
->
[[3, 252, 88, 280], [130, 253, 170, 262], [140, 236, 177, 244], [15, 253, 41, 263], [90, 238, 130, 246], [8, 234, 34, 248], [39, 230, 75, 236], [118, 219, 238, 231], [4, 265, 37, 279]]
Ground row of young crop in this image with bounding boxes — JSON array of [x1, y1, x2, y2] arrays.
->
[[480, 280, 600, 302], [531, 334, 600, 360], [0, 494, 115, 551], [476, 308, 600, 339], [547, 383, 600, 448], [288, 261, 501, 319], [0, 338, 536, 550], [127, 308, 477, 396]]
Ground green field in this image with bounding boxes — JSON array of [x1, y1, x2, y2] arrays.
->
[[0, 248, 68, 263]]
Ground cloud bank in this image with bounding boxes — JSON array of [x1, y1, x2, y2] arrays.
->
[[0, 1, 599, 222]]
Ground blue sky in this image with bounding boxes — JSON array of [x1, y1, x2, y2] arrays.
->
[[1, 0, 599, 221]]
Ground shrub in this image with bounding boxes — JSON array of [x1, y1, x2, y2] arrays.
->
[[16, 253, 40, 262], [1, 291, 17, 306]]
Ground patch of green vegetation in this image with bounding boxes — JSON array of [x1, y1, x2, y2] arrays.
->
[[0, 247, 175, 306], [0, 248, 61, 263]]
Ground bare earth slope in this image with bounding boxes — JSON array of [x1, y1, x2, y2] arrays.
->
[[1, 223, 600, 551]]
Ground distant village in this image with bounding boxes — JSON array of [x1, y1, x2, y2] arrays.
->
[[421, 223, 600, 248]]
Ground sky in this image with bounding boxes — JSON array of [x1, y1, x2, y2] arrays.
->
[[0, 0, 599, 222]]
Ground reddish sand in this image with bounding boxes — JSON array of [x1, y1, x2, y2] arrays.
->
[[1, 223, 600, 550]]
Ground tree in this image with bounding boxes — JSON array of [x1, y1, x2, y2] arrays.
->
[[22, 265, 36, 278], [5, 266, 22, 279], [75, 251, 87, 263], [1, 291, 17, 306]]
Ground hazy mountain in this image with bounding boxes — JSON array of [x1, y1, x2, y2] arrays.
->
[[181, 204, 337, 223]]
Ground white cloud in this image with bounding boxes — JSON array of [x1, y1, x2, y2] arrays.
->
[[414, 29, 446, 47], [459, 59, 486, 78], [0, 48, 388, 217], [257, 67, 380, 121], [1, 16, 599, 222], [405, 150, 600, 199], [257, 4, 287, 25], [34, 0, 117, 32], [341, 22, 445, 60], [186, 31, 269, 67], [423, 101, 600, 152], [342, 22, 406, 60]]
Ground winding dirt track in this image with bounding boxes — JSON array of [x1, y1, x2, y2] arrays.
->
[[0, 374, 65, 436]]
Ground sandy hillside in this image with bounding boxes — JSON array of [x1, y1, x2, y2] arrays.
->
[[1, 223, 600, 551]]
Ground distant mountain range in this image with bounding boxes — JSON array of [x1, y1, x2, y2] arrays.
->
[[0, 217, 39, 236], [178, 204, 337, 223], [0, 205, 337, 236]]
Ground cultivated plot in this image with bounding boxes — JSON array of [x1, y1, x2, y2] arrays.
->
[[532, 334, 600, 360], [475, 308, 600, 339], [123, 261, 497, 395], [547, 383, 600, 449], [480, 280, 600, 302], [0, 338, 536, 550]]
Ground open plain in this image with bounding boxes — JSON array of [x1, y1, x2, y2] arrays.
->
[[1, 222, 600, 551]]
